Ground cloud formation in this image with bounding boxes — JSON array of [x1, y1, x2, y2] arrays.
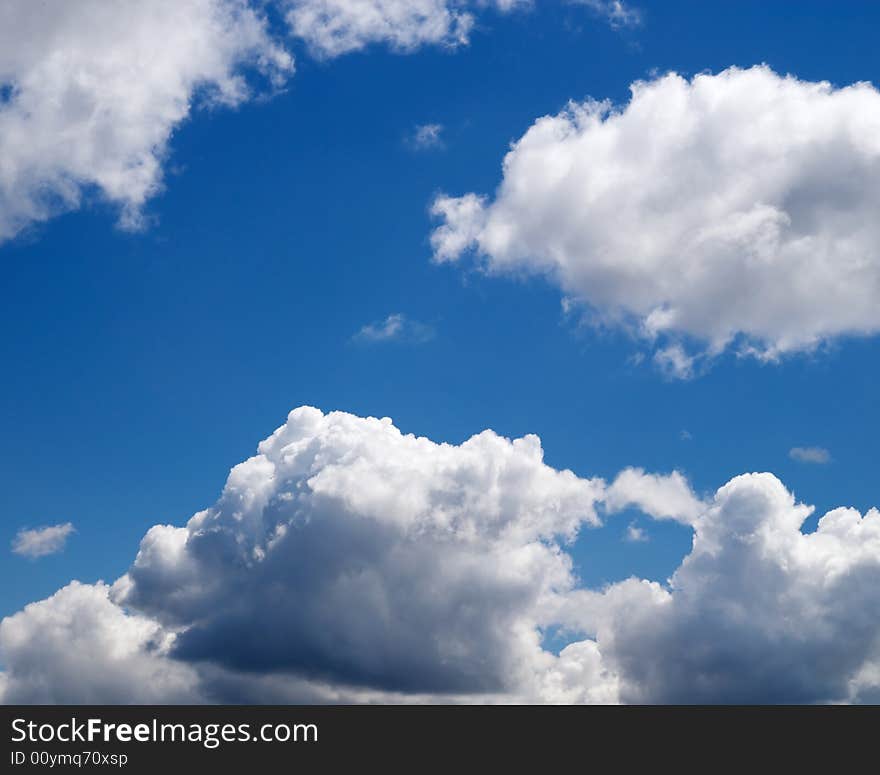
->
[[431, 66, 880, 372], [2, 407, 877, 704], [11, 522, 74, 558], [0, 582, 200, 704], [0, 0, 293, 243], [560, 474, 880, 703]]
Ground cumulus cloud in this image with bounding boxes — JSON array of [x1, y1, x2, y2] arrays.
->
[[0, 582, 200, 703], [789, 446, 832, 464], [559, 474, 880, 703], [2, 407, 877, 704], [11, 522, 74, 558], [431, 66, 880, 371], [353, 312, 435, 343], [111, 407, 609, 696], [0, 0, 293, 243]]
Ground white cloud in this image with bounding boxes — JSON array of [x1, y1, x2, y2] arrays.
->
[[409, 123, 445, 150], [109, 407, 610, 698], [280, 1, 634, 59], [789, 446, 831, 464], [281, 0, 474, 58], [11, 522, 74, 558], [605, 467, 705, 525], [0, 0, 293, 243], [431, 66, 880, 372], [3, 407, 877, 704], [0, 408, 689, 703], [0, 581, 200, 703], [353, 312, 435, 343], [559, 474, 880, 703]]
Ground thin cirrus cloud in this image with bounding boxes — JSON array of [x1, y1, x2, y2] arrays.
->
[[353, 313, 436, 344], [431, 65, 880, 377], [789, 446, 832, 464], [11, 522, 75, 559], [1, 406, 879, 704]]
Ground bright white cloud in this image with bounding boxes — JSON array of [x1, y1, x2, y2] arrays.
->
[[0, 581, 200, 703], [605, 468, 705, 525], [354, 312, 435, 343], [0, 0, 293, 243], [11, 522, 74, 558], [2, 407, 877, 704], [432, 66, 880, 371], [789, 446, 832, 464]]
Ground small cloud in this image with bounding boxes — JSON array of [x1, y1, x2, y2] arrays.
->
[[653, 344, 695, 380], [408, 123, 444, 150], [575, 0, 642, 29], [12, 523, 75, 559], [679, 429, 693, 441], [353, 313, 435, 345], [789, 446, 832, 465], [625, 522, 649, 543]]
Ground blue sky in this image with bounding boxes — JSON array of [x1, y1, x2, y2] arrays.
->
[[2, 1, 880, 704]]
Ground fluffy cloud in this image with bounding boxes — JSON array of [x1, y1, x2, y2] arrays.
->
[[111, 407, 609, 696], [605, 468, 705, 525], [559, 474, 880, 703], [11, 522, 74, 558], [0, 407, 692, 703], [432, 66, 880, 371], [0, 582, 200, 703], [0, 0, 293, 243], [3, 407, 877, 704], [0, 1, 639, 243]]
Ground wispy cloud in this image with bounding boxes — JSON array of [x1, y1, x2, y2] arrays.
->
[[625, 522, 649, 542], [789, 446, 831, 464], [12, 523, 75, 559], [353, 313, 435, 344], [574, 0, 642, 29], [407, 123, 444, 150]]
